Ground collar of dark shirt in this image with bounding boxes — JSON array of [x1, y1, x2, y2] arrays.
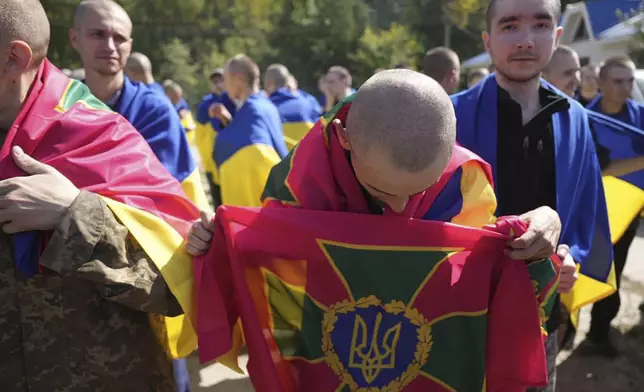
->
[[498, 84, 570, 124]]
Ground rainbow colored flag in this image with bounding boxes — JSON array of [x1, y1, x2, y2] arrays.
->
[[195, 206, 561, 391], [5, 59, 200, 358]]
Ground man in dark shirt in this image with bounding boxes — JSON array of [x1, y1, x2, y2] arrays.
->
[[451, 0, 612, 390]]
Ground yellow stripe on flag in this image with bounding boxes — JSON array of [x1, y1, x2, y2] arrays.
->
[[283, 122, 314, 151], [603, 176, 644, 243], [194, 122, 217, 180], [181, 168, 211, 212], [101, 196, 197, 358], [560, 263, 617, 318]]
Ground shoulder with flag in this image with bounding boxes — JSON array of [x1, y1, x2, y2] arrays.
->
[[4, 59, 201, 385], [269, 87, 320, 149], [451, 74, 614, 315], [214, 93, 288, 207], [115, 76, 209, 211]]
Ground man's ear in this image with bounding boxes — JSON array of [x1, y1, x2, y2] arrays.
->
[[5, 41, 33, 76], [334, 120, 351, 151]]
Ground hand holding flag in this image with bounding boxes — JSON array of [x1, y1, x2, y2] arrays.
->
[[186, 210, 215, 256], [507, 206, 562, 261], [0, 146, 80, 233]]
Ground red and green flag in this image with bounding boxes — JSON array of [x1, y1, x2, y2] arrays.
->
[[195, 206, 560, 391]]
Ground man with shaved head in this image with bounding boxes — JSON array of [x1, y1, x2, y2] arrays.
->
[[423, 46, 461, 94], [542, 45, 580, 97], [264, 64, 320, 148], [187, 69, 562, 390], [211, 54, 288, 208], [0, 0, 205, 391], [70, 0, 209, 212], [577, 64, 599, 106]]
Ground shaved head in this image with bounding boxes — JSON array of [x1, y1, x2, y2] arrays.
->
[[225, 54, 260, 87], [126, 52, 152, 75], [0, 0, 50, 68], [264, 63, 290, 94], [347, 69, 455, 172], [74, 0, 132, 32]]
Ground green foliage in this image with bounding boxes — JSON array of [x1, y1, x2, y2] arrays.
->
[[350, 24, 422, 79]]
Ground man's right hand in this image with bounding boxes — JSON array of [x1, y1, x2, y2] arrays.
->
[[185, 210, 215, 256], [208, 103, 232, 125]]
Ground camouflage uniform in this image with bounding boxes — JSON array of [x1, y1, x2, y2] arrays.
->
[[0, 191, 180, 392]]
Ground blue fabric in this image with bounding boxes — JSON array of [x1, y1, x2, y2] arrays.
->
[[214, 93, 288, 166], [172, 358, 191, 392], [587, 96, 644, 130], [298, 89, 323, 118], [115, 76, 196, 183], [269, 87, 320, 123], [423, 167, 464, 222], [196, 92, 237, 132], [14, 231, 40, 277], [147, 81, 167, 98], [451, 74, 613, 281], [586, 107, 644, 189], [176, 98, 190, 112]]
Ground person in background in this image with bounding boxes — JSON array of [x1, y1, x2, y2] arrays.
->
[[324, 65, 356, 112], [124, 51, 166, 96], [195, 69, 237, 209], [287, 73, 322, 118], [467, 68, 489, 88], [451, 0, 612, 390], [577, 64, 600, 107], [585, 55, 644, 356], [265, 64, 320, 149], [422, 46, 461, 94], [163, 79, 197, 145], [70, 67, 85, 80], [214, 54, 288, 207], [70, 2, 209, 390]]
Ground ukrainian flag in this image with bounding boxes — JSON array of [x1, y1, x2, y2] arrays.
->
[[268, 88, 320, 150]]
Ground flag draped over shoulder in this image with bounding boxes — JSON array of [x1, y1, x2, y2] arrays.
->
[[6, 60, 200, 359], [586, 110, 644, 242], [116, 76, 210, 211], [195, 206, 561, 392], [268, 87, 320, 150], [451, 75, 615, 314]]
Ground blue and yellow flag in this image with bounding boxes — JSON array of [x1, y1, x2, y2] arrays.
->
[[269, 87, 321, 149], [214, 93, 288, 207], [452, 75, 615, 314], [115, 77, 210, 211], [587, 110, 644, 241]]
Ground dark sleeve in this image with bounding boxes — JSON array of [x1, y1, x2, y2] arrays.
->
[[38, 190, 183, 316], [588, 121, 612, 171]]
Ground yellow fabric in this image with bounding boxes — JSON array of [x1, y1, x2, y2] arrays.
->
[[181, 112, 198, 147], [451, 161, 498, 228], [181, 168, 211, 212], [194, 122, 217, 181], [181, 111, 197, 131], [219, 144, 281, 207], [561, 263, 617, 315], [603, 176, 644, 243], [283, 122, 314, 150], [101, 196, 197, 359]]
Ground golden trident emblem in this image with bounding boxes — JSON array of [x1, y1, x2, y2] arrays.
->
[[349, 312, 402, 384]]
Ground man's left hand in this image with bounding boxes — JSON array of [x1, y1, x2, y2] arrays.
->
[[507, 206, 562, 261], [557, 244, 578, 294], [0, 146, 80, 233]]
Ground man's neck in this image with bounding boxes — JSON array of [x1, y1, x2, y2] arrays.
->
[[580, 88, 597, 100], [0, 70, 38, 130], [85, 70, 125, 103], [143, 74, 155, 85], [238, 85, 259, 103], [599, 97, 625, 115], [497, 73, 541, 124]]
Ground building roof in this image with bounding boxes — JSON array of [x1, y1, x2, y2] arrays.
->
[[586, 0, 642, 36]]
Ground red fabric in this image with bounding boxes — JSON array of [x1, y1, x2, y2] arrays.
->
[[264, 101, 493, 217], [195, 206, 552, 391], [0, 59, 199, 235]]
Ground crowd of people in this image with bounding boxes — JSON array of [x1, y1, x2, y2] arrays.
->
[[0, 0, 642, 391]]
